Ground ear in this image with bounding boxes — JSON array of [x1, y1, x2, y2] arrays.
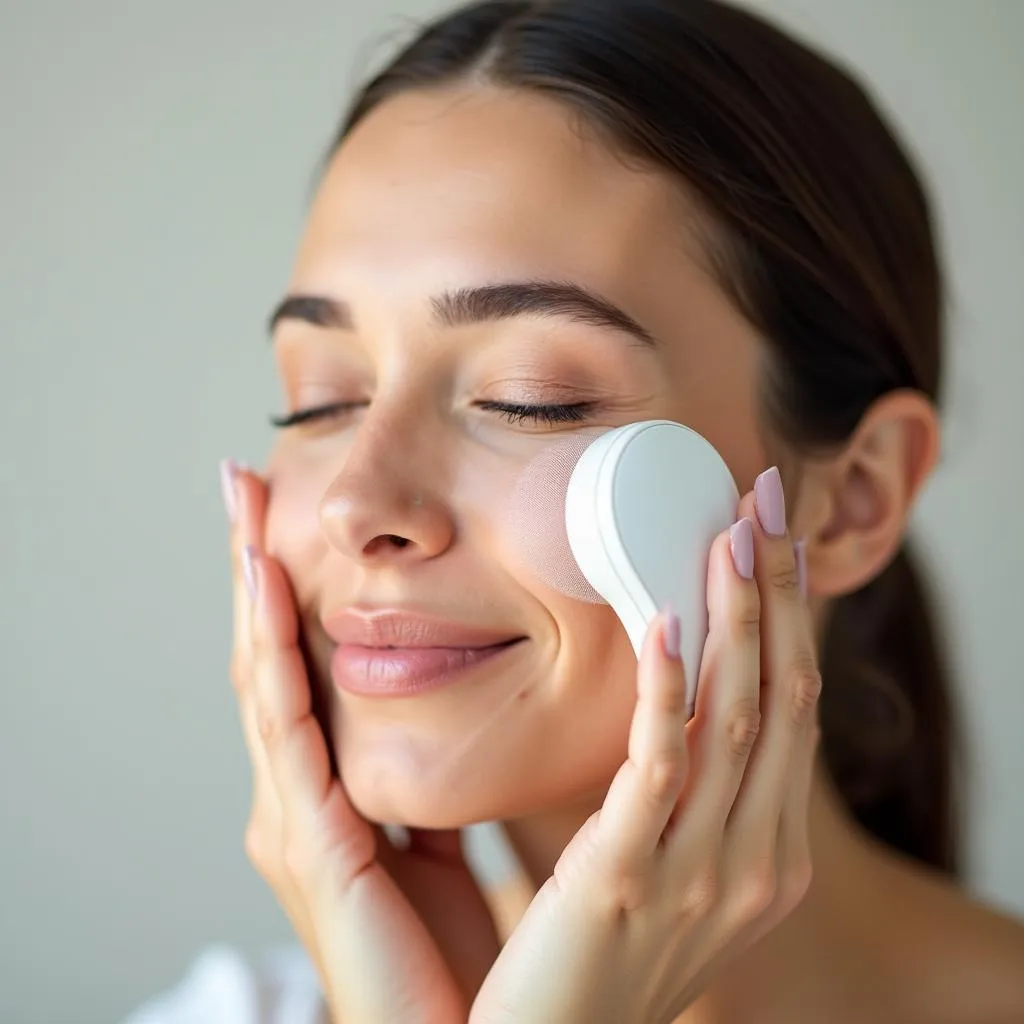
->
[[795, 389, 940, 598]]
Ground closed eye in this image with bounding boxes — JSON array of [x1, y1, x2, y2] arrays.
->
[[269, 401, 366, 428], [475, 401, 595, 425], [270, 400, 596, 429]]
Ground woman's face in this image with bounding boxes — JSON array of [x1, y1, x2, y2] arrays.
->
[[264, 85, 768, 828]]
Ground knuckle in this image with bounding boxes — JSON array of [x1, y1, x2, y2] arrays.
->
[[788, 659, 823, 728], [659, 675, 691, 716], [256, 707, 279, 746], [769, 561, 800, 599], [644, 754, 687, 803], [679, 866, 719, 919], [249, 617, 268, 655], [732, 863, 778, 922], [723, 700, 761, 763], [729, 591, 762, 641], [336, 822, 377, 869], [229, 655, 251, 696], [244, 822, 275, 878], [606, 874, 654, 916]]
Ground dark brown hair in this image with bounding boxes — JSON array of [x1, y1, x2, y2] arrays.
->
[[327, 0, 961, 873]]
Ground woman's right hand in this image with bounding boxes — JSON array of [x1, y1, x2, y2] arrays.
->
[[221, 460, 503, 1024]]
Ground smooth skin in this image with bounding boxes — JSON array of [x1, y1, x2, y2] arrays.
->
[[227, 84, 1024, 1022], [230, 471, 500, 1019], [229, 464, 817, 1023]]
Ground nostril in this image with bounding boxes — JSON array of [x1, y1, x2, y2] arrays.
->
[[385, 534, 410, 549]]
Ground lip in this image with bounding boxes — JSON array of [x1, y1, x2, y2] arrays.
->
[[323, 608, 527, 697]]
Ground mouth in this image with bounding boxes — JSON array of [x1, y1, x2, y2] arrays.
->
[[323, 608, 528, 697]]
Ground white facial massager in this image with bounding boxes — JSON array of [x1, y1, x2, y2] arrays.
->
[[564, 420, 739, 713]]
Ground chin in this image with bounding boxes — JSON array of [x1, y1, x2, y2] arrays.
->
[[335, 726, 626, 832], [337, 741, 518, 829]]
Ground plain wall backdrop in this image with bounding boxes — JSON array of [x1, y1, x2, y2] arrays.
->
[[1, 1, 1022, 1021]]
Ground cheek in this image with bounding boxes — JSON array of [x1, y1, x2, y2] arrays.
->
[[264, 451, 332, 588], [539, 596, 641, 780]]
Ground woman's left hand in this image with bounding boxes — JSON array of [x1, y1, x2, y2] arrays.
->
[[470, 470, 822, 1024]]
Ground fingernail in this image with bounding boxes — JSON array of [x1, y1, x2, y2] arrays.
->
[[661, 604, 681, 660], [794, 538, 808, 598], [754, 466, 787, 537], [219, 458, 239, 523], [242, 545, 259, 600], [729, 518, 755, 580]]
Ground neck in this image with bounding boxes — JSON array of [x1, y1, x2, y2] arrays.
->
[[500, 760, 892, 1021]]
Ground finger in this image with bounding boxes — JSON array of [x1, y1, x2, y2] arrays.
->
[[727, 719, 821, 950], [775, 720, 819, 907], [669, 519, 761, 847], [223, 463, 279, 803], [727, 468, 821, 839], [595, 608, 690, 871], [221, 472, 330, 982], [222, 458, 249, 684], [247, 546, 332, 828], [227, 461, 267, 689], [247, 547, 371, 871]]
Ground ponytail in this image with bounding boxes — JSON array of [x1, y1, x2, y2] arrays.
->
[[818, 542, 962, 875]]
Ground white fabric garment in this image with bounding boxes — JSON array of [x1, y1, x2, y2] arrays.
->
[[122, 944, 327, 1024]]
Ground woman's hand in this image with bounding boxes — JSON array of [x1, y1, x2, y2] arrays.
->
[[220, 460, 502, 1024], [470, 467, 821, 1024]]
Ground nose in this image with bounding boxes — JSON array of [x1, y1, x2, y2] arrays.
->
[[318, 425, 455, 565]]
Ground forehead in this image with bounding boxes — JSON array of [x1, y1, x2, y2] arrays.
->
[[291, 85, 709, 299]]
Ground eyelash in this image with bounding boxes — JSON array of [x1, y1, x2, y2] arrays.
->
[[476, 400, 594, 424], [269, 400, 595, 429], [269, 402, 362, 429]]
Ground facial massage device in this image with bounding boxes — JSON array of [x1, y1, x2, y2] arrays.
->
[[563, 420, 739, 714]]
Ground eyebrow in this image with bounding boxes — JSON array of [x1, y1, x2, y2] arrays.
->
[[266, 280, 658, 348]]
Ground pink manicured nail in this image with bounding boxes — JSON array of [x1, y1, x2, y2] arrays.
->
[[754, 466, 787, 537], [794, 539, 808, 598], [730, 518, 755, 580], [662, 605, 681, 660], [242, 545, 259, 600], [219, 458, 239, 523]]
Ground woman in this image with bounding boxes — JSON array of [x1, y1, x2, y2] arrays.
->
[[137, 1, 1024, 1021]]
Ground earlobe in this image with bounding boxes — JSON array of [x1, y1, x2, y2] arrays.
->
[[801, 390, 940, 599]]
